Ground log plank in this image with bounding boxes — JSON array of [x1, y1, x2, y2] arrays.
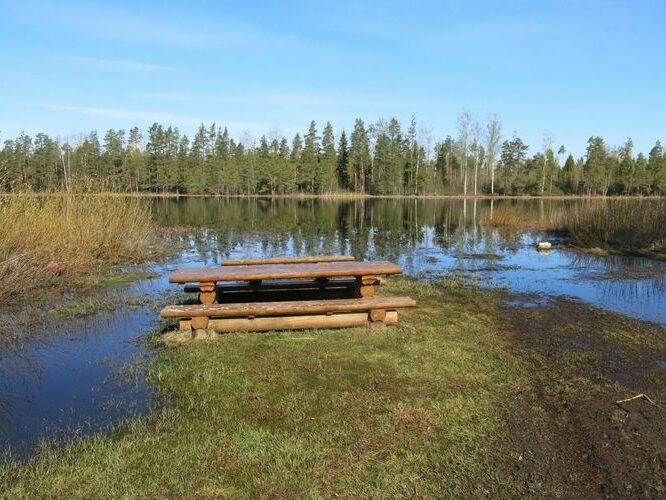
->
[[161, 296, 415, 319], [179, 311, 399, 333], [169, 261, 403, 284], [222, 255, 355, 266]]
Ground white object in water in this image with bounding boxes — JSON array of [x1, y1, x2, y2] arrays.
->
[[537, 241, 552, 251]]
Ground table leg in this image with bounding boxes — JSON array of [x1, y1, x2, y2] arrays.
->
[[198, 282, 217, 304], [356, 275, 376, 298]]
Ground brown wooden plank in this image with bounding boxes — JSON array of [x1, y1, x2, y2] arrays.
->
[[161, 296, 415, 318], [222, 255, 354, 266], [179, 311, 398, 332], [182, 277, 363, 294], [169, 261, 403, 284]]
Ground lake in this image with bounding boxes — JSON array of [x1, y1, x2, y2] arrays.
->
[[1, 197, 664, 457]]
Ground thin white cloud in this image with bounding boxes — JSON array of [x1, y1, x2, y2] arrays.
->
[[60, 56, 179, 73], [140, 91, 444, 109], [26, 102, 300, 135]]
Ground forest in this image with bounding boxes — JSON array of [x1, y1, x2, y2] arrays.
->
[[1, 114, 665, 196]]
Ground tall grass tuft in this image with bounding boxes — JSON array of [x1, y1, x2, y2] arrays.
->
[[482, 203, 562, 230], [562, 200, 666, 252], [0, 195, 157, 303]]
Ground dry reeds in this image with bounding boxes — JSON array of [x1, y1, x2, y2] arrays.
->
[[562, 200, 666, 252], [482, 204, 562, 230], [0, 195, 157, 303]]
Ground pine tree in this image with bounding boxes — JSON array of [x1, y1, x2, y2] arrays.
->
[[301, 121, 320, 192], [349, 119, 371, 193], [584, 136, 611, 195], [336, 130, 349, 190], [320, 122, 337, 193], [648, 141, 665, 194]]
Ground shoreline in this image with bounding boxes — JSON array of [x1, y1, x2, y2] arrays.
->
[[2, 192, 666, 200]]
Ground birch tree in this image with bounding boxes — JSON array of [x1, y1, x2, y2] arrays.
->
[[471, 119, 483, 196], [456, 111, 471, 195], [541, 131, 555, 194], [485, 115, 501, 194]]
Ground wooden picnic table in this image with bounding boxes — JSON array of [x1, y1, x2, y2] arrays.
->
[[169, 261, 403, 304], [162, 257, 414, 334]]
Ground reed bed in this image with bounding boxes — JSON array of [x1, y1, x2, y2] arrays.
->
[[0, 195, 157, 303], [562, 200, 666, 252], [482, 203, 562, 230]]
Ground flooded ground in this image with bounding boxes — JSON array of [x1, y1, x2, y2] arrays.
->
[[1, 197, 664, 458]]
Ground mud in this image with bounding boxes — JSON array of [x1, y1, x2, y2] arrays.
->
[[497, 296, 666, 497]]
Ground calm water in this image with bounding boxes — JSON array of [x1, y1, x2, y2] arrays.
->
[[1, 197, 664, 457]]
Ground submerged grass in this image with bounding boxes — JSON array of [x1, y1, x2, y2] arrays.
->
[[2, 277, 664, 497], [561, 200, 666, 253], [0, 195, 158, 304]]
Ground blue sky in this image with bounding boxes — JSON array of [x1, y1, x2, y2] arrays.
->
[[0, 0, 664, 156]]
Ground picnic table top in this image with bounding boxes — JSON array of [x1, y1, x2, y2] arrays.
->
[[169, 261, 403, 284]]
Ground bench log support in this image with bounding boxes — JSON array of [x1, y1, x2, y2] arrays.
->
[[198, 282, 217, 305], [178, 311, 399, 333], [356, 275, 376, 298]]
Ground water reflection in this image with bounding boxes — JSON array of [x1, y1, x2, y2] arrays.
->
[[0, 277, 166, 458], [153, 197, 666, 326]]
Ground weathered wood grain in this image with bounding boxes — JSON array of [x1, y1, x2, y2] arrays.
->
[[222, 255, 355, 266], [179, 311, 399, 332], [161, 296, 415, 318], [169, 261, 403, 284]]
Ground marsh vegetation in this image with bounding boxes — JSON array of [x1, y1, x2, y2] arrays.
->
[[563, 200, 666, 254], [0, 195, 158, 303]]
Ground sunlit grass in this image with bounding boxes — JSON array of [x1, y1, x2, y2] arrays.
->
[[0, 195, 158, 303], [1, 277, 665, 497], [0, 278, 529, 497]]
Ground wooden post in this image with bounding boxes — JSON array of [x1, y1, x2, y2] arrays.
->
[[198, 282, 217, 305], [356, 275, 376, 298], [369, 309, 387, 322], [191, 316, 210, 330]]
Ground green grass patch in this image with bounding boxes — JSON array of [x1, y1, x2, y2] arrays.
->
[[0, 278, 530, 497], [96, 271, 158, 288], [2, 277, 665, 497]]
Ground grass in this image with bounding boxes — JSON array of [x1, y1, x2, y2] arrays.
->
[[0, 195, 159, 304], [561, 200, 666, 253], [0, 279, 527, 497], [2, 277, 665, 497]]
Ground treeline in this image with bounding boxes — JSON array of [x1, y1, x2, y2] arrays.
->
[[1, 115, 665, 195]]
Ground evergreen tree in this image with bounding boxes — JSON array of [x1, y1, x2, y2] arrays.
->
[[336, 130, 349, 189], [301, 121, 320, 192], [499, 135, 529, 194], [649, 141, 665, 194], [349, 119, 371, 193], [320, 122, 337, 193], [584, 136, 612, 195]]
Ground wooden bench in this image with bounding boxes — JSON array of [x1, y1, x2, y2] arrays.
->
[[161, 296, 416, 332], [222, 255, 355, 266]]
